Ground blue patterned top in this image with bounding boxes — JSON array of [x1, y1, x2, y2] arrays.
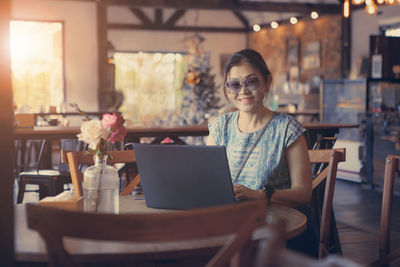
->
[[208, 111, 306, 190]]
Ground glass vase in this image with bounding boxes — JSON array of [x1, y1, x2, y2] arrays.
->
[[83, 154, 119, 214]]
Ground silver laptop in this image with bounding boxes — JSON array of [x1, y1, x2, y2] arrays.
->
[[132, 144, 236, 210]]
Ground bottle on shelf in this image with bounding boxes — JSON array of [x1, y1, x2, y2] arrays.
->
[[371, 36, 382, 79]]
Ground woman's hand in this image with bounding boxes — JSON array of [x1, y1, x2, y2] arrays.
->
[[233, 184, 265, 200]]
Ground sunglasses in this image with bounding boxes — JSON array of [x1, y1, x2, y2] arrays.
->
[[225, 77, 261, 94]]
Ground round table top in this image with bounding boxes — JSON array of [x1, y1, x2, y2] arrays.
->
[[15, 196, 307, 263], [119, 197, 307, 239]]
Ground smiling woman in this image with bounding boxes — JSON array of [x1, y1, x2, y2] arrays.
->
[[10, 20, 64, 112]]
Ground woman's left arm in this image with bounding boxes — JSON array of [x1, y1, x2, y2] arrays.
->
[[233, 134, 312, 207], [271, 134, 312, 206]]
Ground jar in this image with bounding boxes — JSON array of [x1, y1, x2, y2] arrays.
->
[[83, 154, 119, 214]]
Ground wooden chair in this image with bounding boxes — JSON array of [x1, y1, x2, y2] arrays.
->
[[17, 139, 79, 203], [61, 150, 141, 199], [255, 216, 362, 267], [26, 199, 267, 267], [369, 154, 400, 267], [308, 148, 346, 259]]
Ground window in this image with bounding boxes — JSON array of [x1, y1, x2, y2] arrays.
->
[[10, 20, 64, 112], [114, 51, 186, 125]]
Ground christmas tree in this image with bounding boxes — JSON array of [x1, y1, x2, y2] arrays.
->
[[179, 33, 220, 125]]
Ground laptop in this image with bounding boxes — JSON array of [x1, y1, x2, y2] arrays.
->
[[132, 144, 236, 210]]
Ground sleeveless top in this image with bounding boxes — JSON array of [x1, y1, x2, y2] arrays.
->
[[208, 111, 306, 190]]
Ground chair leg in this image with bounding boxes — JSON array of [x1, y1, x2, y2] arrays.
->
[[46, 180, 61, 197], [39, 184, 49, 200], [17, 180, 26, 204]]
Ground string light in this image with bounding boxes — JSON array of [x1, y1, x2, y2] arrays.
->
[[251, 13, 321, 33], [270, 21, 279, 29], [311, 11, 319, 19], [253, 24, 261, 32]]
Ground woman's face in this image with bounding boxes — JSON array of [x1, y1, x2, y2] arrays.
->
[[226, 62, 270, 113]]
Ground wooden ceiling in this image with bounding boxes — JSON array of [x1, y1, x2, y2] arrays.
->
[[104, 0, 342, 13], [97, 0, 343, 32]]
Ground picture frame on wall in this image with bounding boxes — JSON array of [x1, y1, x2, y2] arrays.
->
[[287, 38, 300, 66], [303, 41, 321, 70]]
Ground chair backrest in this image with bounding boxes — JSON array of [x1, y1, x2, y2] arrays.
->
[[26, 200, 268, 267], [308, 148, 346, 259], [61, 150, 139, 199], [369, 154, 400, 266]]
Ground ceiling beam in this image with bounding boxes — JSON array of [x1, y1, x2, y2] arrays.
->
[[129, 8, 152, 25], [108, 23, 248, 33], [232, 11, 249, 29], [165, 9, 186, 25], [155, 8, 163, 24], [105, 0, 341, 14]]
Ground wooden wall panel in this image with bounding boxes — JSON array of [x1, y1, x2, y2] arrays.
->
[[249, 14, 342, 84]]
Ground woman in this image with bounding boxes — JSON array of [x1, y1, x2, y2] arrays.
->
[[207, 49, 312, 206], [207, 48, 318, 257]]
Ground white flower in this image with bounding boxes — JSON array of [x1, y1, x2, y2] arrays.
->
[[77, 119, 110, 150]]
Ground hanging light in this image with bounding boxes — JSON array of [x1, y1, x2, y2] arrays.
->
[[290, 17, 298, 24], [344, 0, 350, 18], [366, 2, 378, 14], [348, 0, 400, 15]]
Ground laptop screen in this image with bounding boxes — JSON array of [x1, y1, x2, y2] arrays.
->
[[133, 144, 236, 210]]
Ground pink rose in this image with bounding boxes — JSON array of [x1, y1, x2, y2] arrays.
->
[[101, 112, 127, 143], [101, 113, 124, 129], [108, 127, 127, 143]]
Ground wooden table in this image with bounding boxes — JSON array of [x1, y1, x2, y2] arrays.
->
[[14, 123, 357, 143], [15, 196, 307, 264], [13, 123, 358, 169], [285, 110, 320, 122]]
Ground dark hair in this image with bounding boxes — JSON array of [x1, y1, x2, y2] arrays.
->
[[223, 49, 271, 99]]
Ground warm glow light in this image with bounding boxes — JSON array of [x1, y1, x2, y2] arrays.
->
[[10, 20, 64, 112], [10, 21, 62, 78], [253, 24, 261, 32], [366, 3, 377, 14], [311, 11, 319, 19], [351, 0, 399, 15], [344, 0, 350, 18], [270, 21, 279, 29], [290, 17, 298, 24]]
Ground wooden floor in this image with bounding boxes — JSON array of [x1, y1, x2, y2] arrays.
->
[[15, 179, 400, 266], [334, 179, 400, 266]]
